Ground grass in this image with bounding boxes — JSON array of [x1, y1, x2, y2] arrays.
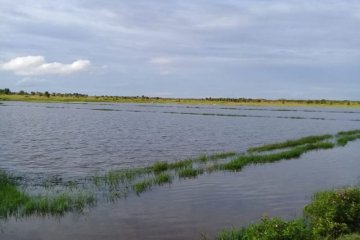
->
[[104, 168, 150, 186], [218, 187, 360, 240], [337, 134, 360, 146], [0, 171, 94, 218], [178, 168, 203, 178], [151, 161, 169, 174], [218, 217, 312, 240], [222, 142, 335, 171], [168, 159, 193, 169], [209, 152, 237, 160], [248, 134, 333, 153], [133, 179, 153, 194], [337, 130, 360, 136], [153, 173, 172, 185]]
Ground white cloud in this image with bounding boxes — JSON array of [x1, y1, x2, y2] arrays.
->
[[149, 57, 174, 65], [0, 56, 90, 76]]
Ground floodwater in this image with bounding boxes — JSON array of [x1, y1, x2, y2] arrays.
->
[[1, 101, 360, 239]]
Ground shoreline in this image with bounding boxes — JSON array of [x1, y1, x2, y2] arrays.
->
[[1, 94, 360, 109]]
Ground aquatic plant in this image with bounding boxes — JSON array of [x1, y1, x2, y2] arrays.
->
[[248, 134, 333, 153], [222, 142, 334, 171], [178, 168, 203, 178], [133, 179, 153, 194], [153, 173, 172, 185], [151, 161, 169, 174]]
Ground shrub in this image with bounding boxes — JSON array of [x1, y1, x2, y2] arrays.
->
[[304, 188, 360, 239]]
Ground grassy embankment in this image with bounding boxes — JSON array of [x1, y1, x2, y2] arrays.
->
[[1, 129, 360, 219], [217, 187, 360, 240], [1, 93, 360, 108]]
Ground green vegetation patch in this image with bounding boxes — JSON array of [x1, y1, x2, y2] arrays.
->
[[218, 217, 312, 240], [151, 161, 169, 174], [153, 173, 172, 185], [218, 187, 360, 240], [304, 187, 360, 238], [133, 179, 153, 194], [178, 168, 203, 178], [248, 134, 333, 153], [222, 142, 334, 171], [0, 171, 94, 218]]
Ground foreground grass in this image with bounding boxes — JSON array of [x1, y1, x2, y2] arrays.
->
[[218, 187, 360, 240]]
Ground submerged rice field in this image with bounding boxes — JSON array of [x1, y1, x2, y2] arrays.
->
[[1, 101, 360, 239]]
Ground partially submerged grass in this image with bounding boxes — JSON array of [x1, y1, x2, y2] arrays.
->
[[153, 173, 172, 185], [337, 134, 360, 146], [222, 142, 334, 171], [151, 161, 169, 174], [178, 168, 203, 178], [0, 171, 94, 218], [133, 179, 153, 194], [209, 152, 237, 160], [168, 159, 193, 169], [337, 129, 360, 137], [104, 168, 150, 186], [248, 134, 333, 153]]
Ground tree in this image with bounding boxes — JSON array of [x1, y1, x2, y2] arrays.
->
[[44, 91, 50, 98]]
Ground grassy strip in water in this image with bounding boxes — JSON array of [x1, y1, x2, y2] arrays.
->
[[337, 134, 360, 147], [178, 168, 204, 178], [248, 134, 333, 153], [218, 187, 360, 240], [0, 171, 94, 218], [337, 129, 360, 136], [222, 142, 334, 171]]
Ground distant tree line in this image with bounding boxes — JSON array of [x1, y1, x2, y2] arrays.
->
[[0, 88, 358, 105], [0, 89, 88, 98]]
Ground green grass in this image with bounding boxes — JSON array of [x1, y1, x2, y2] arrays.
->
[[209, 152, 237, 160], [337, 234, 360, 240], [104, 168, 150, 186], [151, 161, 169, 174], [178, 168, 203, 178], [304, 187, 360, 238], [0, 171, 94, 218], [218, 187, 360, 240], [337, 130, 360, 136], [133, 179, 153, 194], [248, 134, 333, 153], [218, 217, 312, 240], [337, 134, 360, 146], [153, 173, 172, 185], [168, 159, 193, 169], [222, 142, 334, 171], [0, 171, 30, 218]]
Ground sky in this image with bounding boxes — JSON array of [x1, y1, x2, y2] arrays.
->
[[0, 0, 359, 100]]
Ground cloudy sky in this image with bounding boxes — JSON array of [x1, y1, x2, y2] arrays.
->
[[0, 0, 359, 99]]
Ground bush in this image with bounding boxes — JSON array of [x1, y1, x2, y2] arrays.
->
[[304, 188, 360, 239]]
